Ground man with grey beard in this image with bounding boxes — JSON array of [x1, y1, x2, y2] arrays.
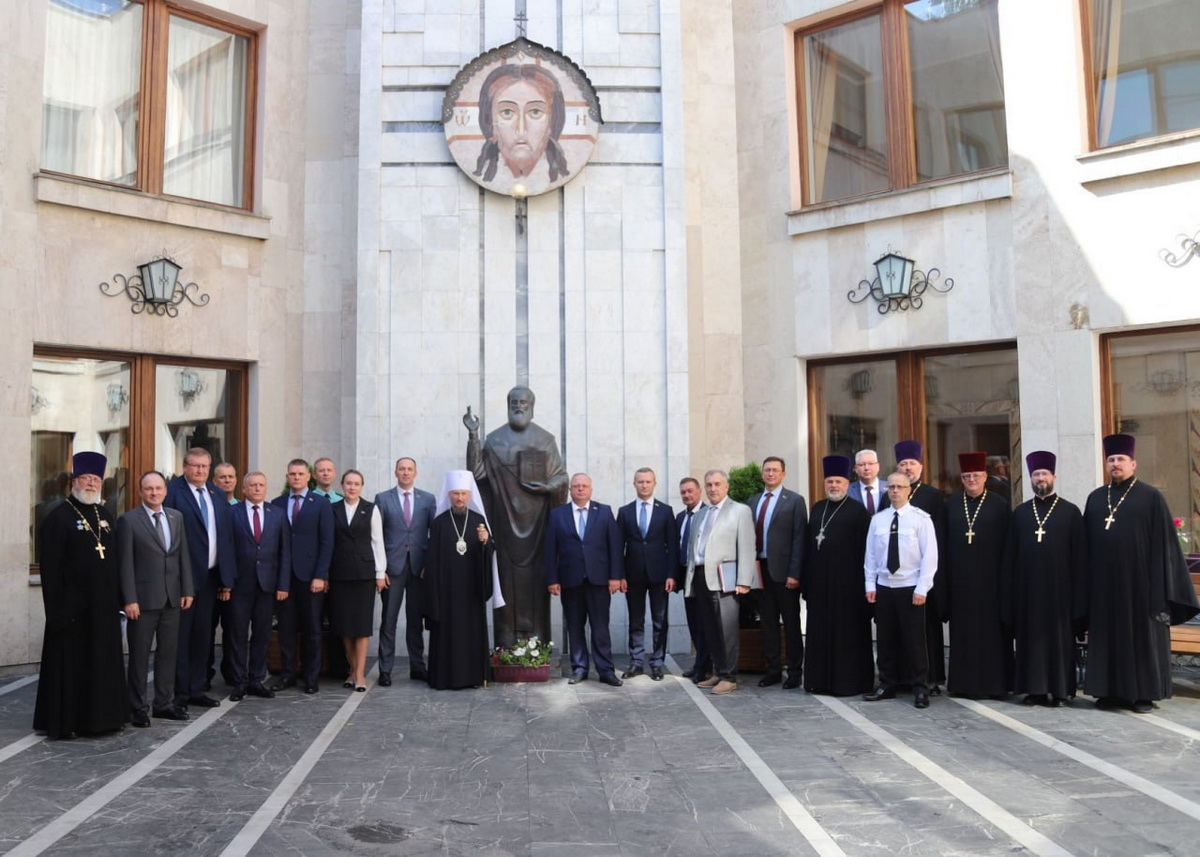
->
[[34, 451, 130, 739], [1001, 451, 1085, 707]]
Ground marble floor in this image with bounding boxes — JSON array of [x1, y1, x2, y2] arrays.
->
[[2, 658, 1200, 856]]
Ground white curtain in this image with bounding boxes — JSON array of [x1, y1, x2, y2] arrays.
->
[[1093, 0, 1123, 147]]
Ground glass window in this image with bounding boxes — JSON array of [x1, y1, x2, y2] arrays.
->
[[41, 0, 255, 208], [809, 360, 900, 469], [1089, 0, 1200, 148], [154, 364, 240, 478], [1106, 328, 1200, 533], [30, 355, 131, 564], [799, 0, 1006, 205]]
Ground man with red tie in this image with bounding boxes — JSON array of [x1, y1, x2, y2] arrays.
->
[[848, 449, 888, 516]]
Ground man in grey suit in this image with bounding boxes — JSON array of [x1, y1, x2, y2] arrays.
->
[[686, 470, 756, 695], [847, 449, 888, 515], [118, 471, 194, 728], [747, 457, 807, 689], [374, 456, 437, 685]]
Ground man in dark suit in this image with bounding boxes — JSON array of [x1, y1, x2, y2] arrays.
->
[[748, 457, 807, 689], [118, 471, 194, 727], [676, 477, 711, 682], [270, 459, 334, 694], [544, 472, 624, 686], [374, 456, 437, 685], [221, 471, 290, 701], [847, 449, 888, 515], [164, 447, 235, 710], [617, 468, 678, 681]]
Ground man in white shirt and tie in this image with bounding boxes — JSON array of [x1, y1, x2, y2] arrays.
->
[[863, 472, 938, 709]]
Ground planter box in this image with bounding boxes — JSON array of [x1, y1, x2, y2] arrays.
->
[[491, 664, 551, 683], [738, 625, 786, 673]]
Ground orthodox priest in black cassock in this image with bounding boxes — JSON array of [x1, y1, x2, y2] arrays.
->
[[424, 470, 498, 690], [801, 456, 874, 696], [894, 440, 947, 690], [34, 452, 129, 739], [1001, 451, 1085, 705], [1082, 434, 1199, 710], [943, 451, 1012, 698]]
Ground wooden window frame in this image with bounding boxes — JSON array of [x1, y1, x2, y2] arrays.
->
[[41, 0, 259, 211], [795, 0, 1008, 208], [29, 345, 249, 573], [1100, 323, 1200, 434]]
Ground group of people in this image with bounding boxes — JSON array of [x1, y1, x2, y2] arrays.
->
[[33, 448, 495, 739], [32, 429, 1200, 739]]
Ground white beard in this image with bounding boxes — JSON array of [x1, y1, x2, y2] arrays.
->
[[72, 487, 101, 505]]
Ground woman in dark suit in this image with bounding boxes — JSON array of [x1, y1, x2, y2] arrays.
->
[[328, 470, 386, 691]]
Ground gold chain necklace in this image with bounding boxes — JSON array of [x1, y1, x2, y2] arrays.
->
[[1031, 494, 1059, 543], [963, 490, 987, 545], [1104, 478, 1138, 530], [815, 498, 846, 549], [67, 497, 108, 560]]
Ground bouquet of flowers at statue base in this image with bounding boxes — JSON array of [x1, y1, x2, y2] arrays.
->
[[490, 636, 554, 682]]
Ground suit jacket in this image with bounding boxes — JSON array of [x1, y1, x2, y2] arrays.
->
[[229, 501, 292, 594], [618, 498, 679, 585], [848, 480, 890, 513], [117, 506, 194, 610], [675, 505, 705, 578], [544, 501, 623, 589], [373, 485, 437, 579], [272, 491, 334, 582], [685, 499, 756, 595], [747, 487, 807, 583], [164, 475, 236, 591]]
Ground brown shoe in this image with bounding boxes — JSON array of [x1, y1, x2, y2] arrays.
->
[[712, 680, 738, 695], [697, 675, 720, 688]]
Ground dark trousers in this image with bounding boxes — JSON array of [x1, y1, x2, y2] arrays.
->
[[228, 586, 275, 689], [276, 580, 325, 685], [624, 575, 670, 668], [683, 564, 712, 675], [126, 606, 181, 715], [875, 585, 928, 690], [562, 582, 615, 676], [758, 560, 803, 678], [924, 589, 946, 685], [694, 567, 740, 680], [208, 595, 232, 685], [378, 561, 425, 673], [174, 568, 217, 704]]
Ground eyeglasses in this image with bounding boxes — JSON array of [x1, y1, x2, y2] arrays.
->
[[886, 484, 908, 490]]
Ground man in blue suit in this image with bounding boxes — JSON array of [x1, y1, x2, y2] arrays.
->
[[374, 456, 437, 685], [270, 459, 334, 694], [164, 447, 236, 710], [221, 471, 291, 701], [617, 468, 678, 681], [544, 472, 624, 686]]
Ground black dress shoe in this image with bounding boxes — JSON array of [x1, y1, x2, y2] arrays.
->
[[304, 683, 319, 694], [188, 695, 221, 709], [1022, 693, 1048, 706], [598, 673, 623, 687], [410, 669, 428, 682], [914, 688, 930, 709], [153, 706, 190, 721], [1095, 696, 1121, 710], [682, 668, 696, 679], [378, 672, 392, 687], [246, 684, 275, 699], [758, 674, 782, 688], [863, 687, 896, 701], [131, 712, 151, 728], [568, 670, 587, 685], [268, 677, 296, 692], [928, 685, 942, 697], [650, 667, 664, 681], [1132, 699, 1154, 714], [782, 675, 801, 690], [622, 666, 645, 679], [692, 672, 712, 685], [1048, 697, 1066, 708], [229, 687, 246, 701]]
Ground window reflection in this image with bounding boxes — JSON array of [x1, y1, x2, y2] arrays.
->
[[155, 365, 234, 479], [810, 361, 899, 472]]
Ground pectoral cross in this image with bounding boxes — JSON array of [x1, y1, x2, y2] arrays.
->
[[95, 542, 106, 559], [1105, 514, 1115, 530], [966, 529, 975, 545], [816, 529, 826, 549], [1035, 526, 1045, 543]]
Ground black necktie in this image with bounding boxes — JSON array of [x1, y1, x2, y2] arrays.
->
[[681, 510, 693, 563], [887, 511, 900, 573]]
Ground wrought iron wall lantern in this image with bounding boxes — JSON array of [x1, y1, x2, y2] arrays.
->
[[1160, 229, 1200, 268], [848, 251, 954, 314], [99, 257, 210, 317]]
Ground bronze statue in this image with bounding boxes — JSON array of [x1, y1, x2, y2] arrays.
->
[[464, 386, 567, 648]]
